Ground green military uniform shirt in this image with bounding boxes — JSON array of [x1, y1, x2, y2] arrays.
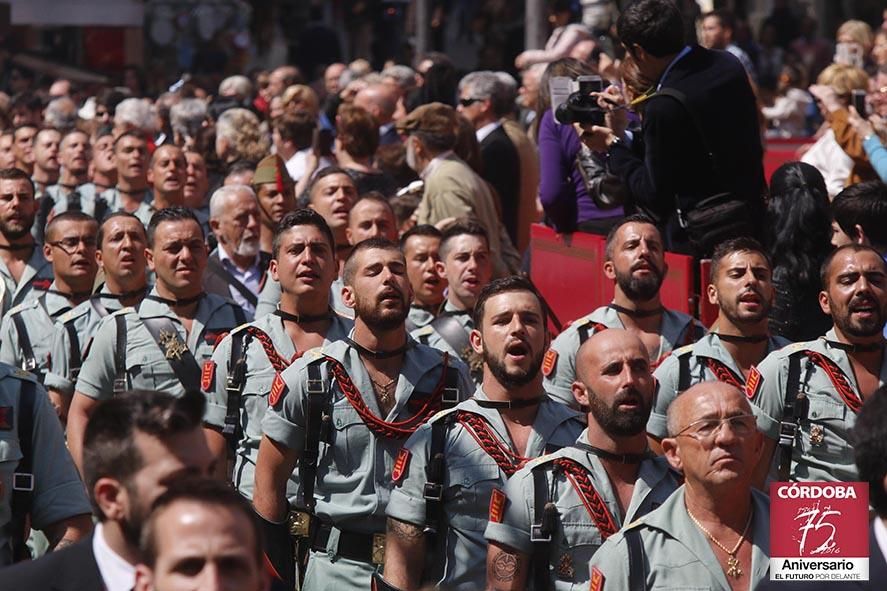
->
[[484, 430, 681, 591], [386, 390, 584, 590], [588, 486, 770, 591], [543, 305, 706, 408], [0, 365, 91, 565], [747, 328, 884, 482], [0, 247, 54, 318], [648, 332, 789, 439], [43, 288, 131, 396], [254, 275, 353, 320], [75, 288, 244, 399], [405, 304, 435, 332], [100, 187, 155, 227], [0, 287, 75, 381], [44, 183, 107, 219], [204, 310, 353, 501], [261, 337, 473, 591]]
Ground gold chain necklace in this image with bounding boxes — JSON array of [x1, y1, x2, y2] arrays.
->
[[686, 505, 753, 579], [369, 375, 397, 407]]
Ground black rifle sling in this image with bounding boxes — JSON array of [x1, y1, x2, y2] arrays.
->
[[11, 312, 36, 374], [677, 351, 692, 393], [113, 314, 128, 395], [625, 527, 646, 591], [64, 320, 82, 379], [223, 331, 249, 460], [778, 352, 808, 481], [302, 363, 327, 511], [531, 465, 554, 591], [9, 379, 37, 561], [141, 317, 202, 393]]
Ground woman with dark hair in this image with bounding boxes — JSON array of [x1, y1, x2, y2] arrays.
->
[[536, 57, 624, 234], [765, 161, 833, 341], [335, 104, 398, 196], [408, 62, 458, 110]]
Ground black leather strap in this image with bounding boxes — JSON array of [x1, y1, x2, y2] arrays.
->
[[223, 330, 249, 473], [64, 320, 82, 380], [9, 379, 36, 561], [677, 351, 691, 393], [778, 352, 809, 481], [141, 317, 202, 394], [302, 363, 327, 512], [531, 465, 553, 591], [113, 314, 128, 395], [625, 527, 646, 591], [310, 523, 383, 564], [11, 312, 37, 375]]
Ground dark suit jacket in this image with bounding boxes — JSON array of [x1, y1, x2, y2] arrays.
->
[[202, 249, 270, 311], [609, 45, 765, 231], [0, 534, 104, 591], [479, 125, 521, 244], [379, 124, 401, 146]]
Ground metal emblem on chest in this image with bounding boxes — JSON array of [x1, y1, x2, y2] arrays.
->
[[809, 424, 825, 446], [159, 329, 187, 360], [556, 553, 575, 579]]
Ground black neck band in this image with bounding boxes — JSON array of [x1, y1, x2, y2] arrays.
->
[[115, 186, 147, 196], [576, 441, 650, 464], [825, 339, 885, 353], [274, 307, 334, 324], [0, 243, 33, 252], [96, 286, 149, 301], [146, 292, 205, 307], [608, 303, 664, 319], [47, 288, 92, 301], [345, 336, 410, 359], [476, 396, 546, 410], [713, 332, 770, 344]]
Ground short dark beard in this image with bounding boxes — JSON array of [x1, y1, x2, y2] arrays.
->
[[119, 482, 147, 549], [356, 292, 409, 330], [483, 345, 544, 390], [833, 306, 885, 338], [587, 387, 650, 437], [615, 266, 663, 302], [0, 216, 34, 241]]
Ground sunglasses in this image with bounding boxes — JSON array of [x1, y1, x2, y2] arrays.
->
[[458, 97, 484, 107]]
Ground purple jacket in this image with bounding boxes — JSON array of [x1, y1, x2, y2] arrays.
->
[[537, 109, 623, 232]]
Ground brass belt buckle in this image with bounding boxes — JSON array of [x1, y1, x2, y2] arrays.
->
[[287, 510, 311, 538], [371, 533, 386, 565]]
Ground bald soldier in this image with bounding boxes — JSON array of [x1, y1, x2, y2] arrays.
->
[[484, 330, 681, 591], [589, 382, 771, 590]]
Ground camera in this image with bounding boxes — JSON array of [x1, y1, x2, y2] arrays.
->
[[555, 75, 607, 126]]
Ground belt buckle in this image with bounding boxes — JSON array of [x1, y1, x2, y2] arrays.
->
[[371, 533, 386, 565], [530, 524, 552, 543], [778, 421, 798, 447], [287, 510, 311, 538]]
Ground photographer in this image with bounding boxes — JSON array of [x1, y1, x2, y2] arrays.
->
[[537, 58, 624, 235], [575, 0, 764, 256]]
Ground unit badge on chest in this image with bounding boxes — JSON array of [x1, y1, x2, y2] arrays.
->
[[809, 424, 825, 446]]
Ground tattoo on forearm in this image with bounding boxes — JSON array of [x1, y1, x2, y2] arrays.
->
[[491, 551, 519, 582], [387, 518, 424, 541]]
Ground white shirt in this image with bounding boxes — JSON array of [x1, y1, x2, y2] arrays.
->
[[800, 128, 853, 199], [92, 522, 136, 591], [217, 245, 262, 317], [284, 148, 334, 183], [475, 121, 501, 143]]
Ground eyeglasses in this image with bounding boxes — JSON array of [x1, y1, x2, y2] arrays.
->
[[675, 414, 757, 441], [49, 236, 97, 254], [458, 97, 484, 107]]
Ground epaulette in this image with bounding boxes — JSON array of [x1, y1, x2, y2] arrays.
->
[[673, 344, 694, 357], [229, 322, 251, 336], [7, 300, 38, 316], [58, 306, 87, 324], [303, 346, 326, 363], [572, 315, 593, 330], [413, 324, 435, 338], [524, 454, 556, 470], [624, 517, 646, 530], [9, 367, 37, 383], [428, 405, 461, 423], [109, 306, 136, 318], [783, 342, 809, 356]]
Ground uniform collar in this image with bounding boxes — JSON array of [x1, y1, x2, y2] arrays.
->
[[816, 328, 887, 394], [693, 332, 787, 378], [593, 304, 699, 358]]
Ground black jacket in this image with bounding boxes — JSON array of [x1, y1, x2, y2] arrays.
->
[[479, 125, 521, 244], [609, 45, 764, 226], [0, 534, 104, 591]]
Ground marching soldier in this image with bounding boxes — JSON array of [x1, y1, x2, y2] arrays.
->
[[412, 221, 493, 379], [588, 383, 770, 590], [382, 276, 584, 590], [543, 214, 706, 408], [100, 132, 153, 225], [0, 363, 93, 565], [749, 244, 887, 484], [254, 238, 472, 590], [484, 329, 680, 591], [41, 130, 109, 233], [648, 238, 789, 450], [66, 207, 246, 471], [43, 212, 149, 422], [203, 209, 352, 498], [0, 168, 54, 316], [253, 154, 296, 257], [0, 212, 98, 398], [401, 225, 445, 332]]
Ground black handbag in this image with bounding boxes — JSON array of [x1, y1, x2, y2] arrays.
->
[[655, 88, 755, 256]]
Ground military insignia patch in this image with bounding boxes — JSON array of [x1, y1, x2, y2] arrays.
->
[[489, 488, 507, 523], [0, 406, 12, 430], [392, 448, 411, 483], [159, 329, 187, 360], [201, 361, 215, 391], [31, 278, 51, 291], [590, 566, 605, 591], [556, 553, 575, 579], [269, 373, 286, 407], [745, 366, 762, 400], [542, 349, 558, 377], [809, 424, 825, 446]]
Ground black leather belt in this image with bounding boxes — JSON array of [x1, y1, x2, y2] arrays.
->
[[311, 522, 386, 565]]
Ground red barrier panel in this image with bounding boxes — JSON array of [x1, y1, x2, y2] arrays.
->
[[529, 224, 698, 333], [764, 138, 812, 182]]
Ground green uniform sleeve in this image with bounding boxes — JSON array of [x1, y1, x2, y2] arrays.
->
[[0, 314, 19, 367], [204, 334, 233, 428], [483, 467, 535, 555], [586, 531, 631, 591], [648, 354, 681, 439], [74, 314, 119, 401], [747, 351, 786, 440], [260, 361, 308, 453], [543, 328, 580, 408], [386, 422, 435, 527], [44, 323, 73, 395]]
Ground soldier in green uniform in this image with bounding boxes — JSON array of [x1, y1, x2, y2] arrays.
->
[[254, 238, 472, 591], [748, 244, 887, 484], [588, 382, 770, 591], [484, 329, 681, 591], [253, 154, 296, 261], [382, 276, 583, 591], [43, 213, 149, 422], [66, 207, 246, 472], [401, 225, 445, 332], [412, 220, 493, 380], [0, 362, 93, 565], [99, 132, 154, 226], [649, 238, 789, 450], [0, 168, 54, 316], [0, 212, 98, 417], [543, 214, 706, 409]]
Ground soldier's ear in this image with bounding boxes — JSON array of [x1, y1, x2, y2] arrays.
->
[[43, 241, 53, 263], [571, 381, 590, 408], [662, 437, 683, 472], [145, 247, 156, 272], [603, 260, 616, 280], [341, 284, 356, 309], [818, 290, 831, 316], [469, 327, 483, 355], [434, 260, 446, 279], [706, 282, 718, 306], [269, 259, 279, 283]]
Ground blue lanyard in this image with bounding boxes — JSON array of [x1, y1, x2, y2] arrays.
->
[[657, 45, 692, 91]]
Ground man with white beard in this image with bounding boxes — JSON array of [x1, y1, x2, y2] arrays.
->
[[204, 185, 268, 320]]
